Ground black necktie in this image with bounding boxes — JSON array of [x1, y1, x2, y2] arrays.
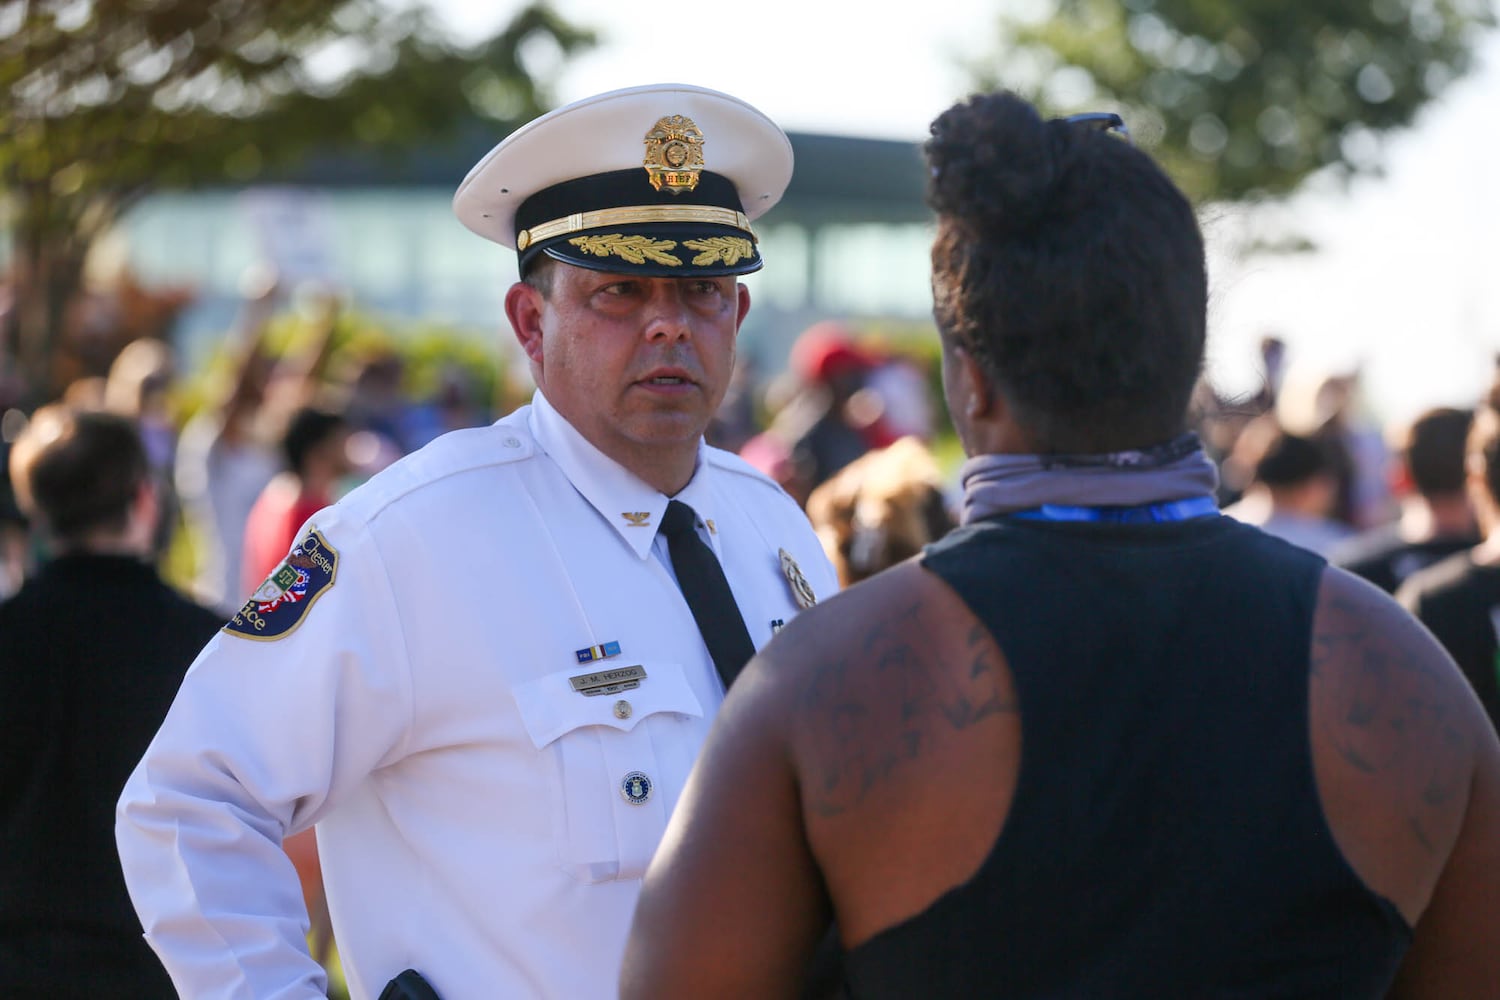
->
[[659, 499, 757, 690]]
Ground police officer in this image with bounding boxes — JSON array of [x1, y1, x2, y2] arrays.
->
[[115, 83, 838, 999]]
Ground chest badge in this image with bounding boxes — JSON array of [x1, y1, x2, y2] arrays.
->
[[779, 548, 817, 609], [621, 511, 651, 527], [621, 770, 653, 804]]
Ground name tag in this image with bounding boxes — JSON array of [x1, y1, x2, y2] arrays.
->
[[570, 664, 647, 697]]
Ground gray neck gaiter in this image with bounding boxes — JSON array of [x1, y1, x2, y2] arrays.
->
[[959, 433, 1220, 525]]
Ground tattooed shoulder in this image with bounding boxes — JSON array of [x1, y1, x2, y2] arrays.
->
[[795, 571, 1017, 817], [1311, 568, 1475, 858]]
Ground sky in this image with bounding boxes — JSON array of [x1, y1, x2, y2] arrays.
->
[[424, 0, 1499, 433]]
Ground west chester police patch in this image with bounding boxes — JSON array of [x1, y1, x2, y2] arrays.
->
[[224, 529, 339, 641]]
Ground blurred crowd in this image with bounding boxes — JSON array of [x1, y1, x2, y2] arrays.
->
[[4, 281, 1500, 739], [0, 270, 497, 610], [2, 261, 1499, 992], [0, 272, 958, 612]]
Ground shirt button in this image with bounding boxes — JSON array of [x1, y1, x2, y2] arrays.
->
[[504, 436, 520, 448], [613, 699, 632, 720]]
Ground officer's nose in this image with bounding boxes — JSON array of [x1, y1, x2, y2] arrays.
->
[[642, 282, 692, 342]]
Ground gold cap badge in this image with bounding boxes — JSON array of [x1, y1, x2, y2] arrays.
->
[[644, 115, 705, 194], [779, 547, 817, 610]]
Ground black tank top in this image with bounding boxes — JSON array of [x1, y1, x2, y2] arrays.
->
[[842, 514, 1411, 998]]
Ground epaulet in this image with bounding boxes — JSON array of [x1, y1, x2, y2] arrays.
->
[[337, 418, 536, 524], [704, 445, 799, 504]]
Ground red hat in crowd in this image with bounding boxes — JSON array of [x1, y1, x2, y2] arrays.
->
[[790, 321, 881, 386]]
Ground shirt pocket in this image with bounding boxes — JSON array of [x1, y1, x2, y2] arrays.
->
[[512, 660, 705, 884]]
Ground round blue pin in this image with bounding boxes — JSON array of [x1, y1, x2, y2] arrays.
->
[[620, 771, 652, 805]]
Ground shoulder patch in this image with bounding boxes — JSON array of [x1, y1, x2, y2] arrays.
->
[[224, 528, 339, 641]]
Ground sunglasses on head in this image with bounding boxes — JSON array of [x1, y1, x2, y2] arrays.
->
[[1062, 111, 1132, 144]]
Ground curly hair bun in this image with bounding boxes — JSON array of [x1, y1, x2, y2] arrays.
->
[[925, 92, 1059, 233]]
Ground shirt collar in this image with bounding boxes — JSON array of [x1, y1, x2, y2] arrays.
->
[[527, 390, 721, 559]]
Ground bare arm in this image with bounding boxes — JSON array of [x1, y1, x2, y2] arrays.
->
[[1309, 566, 1500, 996], [621, 640, 832, 999], [1387, 694, 1500, 996], [216, 276, 280, 430], [259, 290, 343, 428], [273, 290, 341, 397]]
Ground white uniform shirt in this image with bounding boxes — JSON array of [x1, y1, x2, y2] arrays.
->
[[116, 393, 838, 999]]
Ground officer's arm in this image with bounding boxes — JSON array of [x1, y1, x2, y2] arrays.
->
[[622, 644, 831, 999], [115, 515, 411, 997]]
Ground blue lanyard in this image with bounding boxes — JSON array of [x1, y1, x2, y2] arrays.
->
[[1006, 496, 1221, 524]]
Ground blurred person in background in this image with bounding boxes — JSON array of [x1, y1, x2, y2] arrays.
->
[[1, 407, 224, 997], [340, 347, 413, 456], [1251, 334, 1287, 415], [175, 275, 339, 615], [105, 336, 186, 563], [1334, 406, 1479, 594], [806, 436, 955, 587], [622, 90, 1500, 998], [0, 319, 29, 597], [1277, 363, 1393, 531], [241, 404, 354, 596], [47, 253, 193, 404], [60, 374, 107, 411], [704, 354, 761, 454], [1189, 377, 1255, 506], [1221, 413, 1355, 557], [786, 320, 897, 496], [1397, 368, 1500, 735], [0, 440, 27, 600], [398, 362, 494, 453], [865, 349, 939, 444], [737, 321, 897, 507], [737, 364, 812, 504]]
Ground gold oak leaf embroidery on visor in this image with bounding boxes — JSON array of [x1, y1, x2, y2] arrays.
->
[[684, 237, 754, 267], [568, 234, 681, 267]]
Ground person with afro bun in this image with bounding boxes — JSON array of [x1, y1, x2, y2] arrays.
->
[[622, 90, 1500, 998]]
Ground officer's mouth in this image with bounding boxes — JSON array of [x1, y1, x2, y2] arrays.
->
[[635, 368, 699, 394]]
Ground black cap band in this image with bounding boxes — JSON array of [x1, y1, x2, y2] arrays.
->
[[515, 170, 761, 277]]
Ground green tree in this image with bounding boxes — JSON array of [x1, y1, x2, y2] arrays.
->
[[0, 0, 594, 401], [976, 0, 1494, 203]]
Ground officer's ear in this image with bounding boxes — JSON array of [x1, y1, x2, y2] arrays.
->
[[736, 282, 752, 330], [505, 281, 546, 367]]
